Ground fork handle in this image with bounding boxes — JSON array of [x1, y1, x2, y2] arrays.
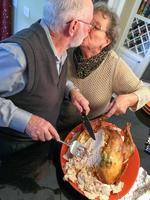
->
[[58, 139, 70, 147]]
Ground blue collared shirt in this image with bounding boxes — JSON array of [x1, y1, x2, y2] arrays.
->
[[0, 20, 74, 133]]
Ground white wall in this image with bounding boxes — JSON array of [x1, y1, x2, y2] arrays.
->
[[13, 0, 126, 34], [13, 0, 44, 33]]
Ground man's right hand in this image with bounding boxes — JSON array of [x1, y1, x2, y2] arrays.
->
[[25, 115, 60, 142]]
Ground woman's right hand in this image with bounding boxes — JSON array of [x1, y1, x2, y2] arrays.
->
[[25, 115, 60, 142]]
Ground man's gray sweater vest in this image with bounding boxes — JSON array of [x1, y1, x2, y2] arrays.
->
[[0, 21, 67, 139]]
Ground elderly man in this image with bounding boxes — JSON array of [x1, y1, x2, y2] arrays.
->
[[0, 0, 93, 159]]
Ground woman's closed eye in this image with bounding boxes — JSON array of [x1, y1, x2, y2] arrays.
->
[[92, 24, 107, 33]]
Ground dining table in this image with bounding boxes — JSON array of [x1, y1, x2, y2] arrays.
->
[[0, 110, 150, 200]]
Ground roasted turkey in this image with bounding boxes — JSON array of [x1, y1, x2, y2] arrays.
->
[[76, 118, 135, 184]]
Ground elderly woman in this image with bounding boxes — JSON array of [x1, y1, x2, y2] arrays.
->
[[57, 2, 150, 132]]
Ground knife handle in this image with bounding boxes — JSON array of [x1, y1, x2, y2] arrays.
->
[[81, 111, 86, 116]]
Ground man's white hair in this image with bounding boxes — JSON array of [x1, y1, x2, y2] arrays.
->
[[42, 0, 90, 32]]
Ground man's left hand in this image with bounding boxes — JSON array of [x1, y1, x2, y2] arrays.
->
[[70, 88, 90, 114]]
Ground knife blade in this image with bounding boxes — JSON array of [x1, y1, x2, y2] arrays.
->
[[81, 112, 96, 140]]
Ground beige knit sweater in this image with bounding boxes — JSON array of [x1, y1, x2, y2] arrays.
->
[[67, 49, 150, 119]]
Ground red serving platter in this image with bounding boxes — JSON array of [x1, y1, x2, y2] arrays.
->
[[142, 105, 150, 115], [146, 101, 150, 108], [60, 120, 140, 200]]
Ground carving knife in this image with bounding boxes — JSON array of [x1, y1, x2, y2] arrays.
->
[[81, 112, 96, 140]]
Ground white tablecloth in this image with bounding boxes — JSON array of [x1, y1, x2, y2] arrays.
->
[[120, 167, 150, 200]]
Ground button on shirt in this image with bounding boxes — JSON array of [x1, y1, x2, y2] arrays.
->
[[0, 20, 74, 134]]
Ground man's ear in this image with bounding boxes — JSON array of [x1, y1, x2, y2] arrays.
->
[[102, 37, 112, 49], [68, 19, 79, 37], [106, 37, 112, 46]]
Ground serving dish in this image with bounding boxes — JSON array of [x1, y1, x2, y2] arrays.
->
[[142, 104, 150, 115], [146, 101, 150, 108], [60, 119, 140, 200]]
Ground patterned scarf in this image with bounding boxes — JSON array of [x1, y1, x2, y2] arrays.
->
[[73, 46, 110, 79]]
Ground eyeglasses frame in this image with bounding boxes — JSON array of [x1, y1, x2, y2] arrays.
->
[[66, 19, 108, 35]]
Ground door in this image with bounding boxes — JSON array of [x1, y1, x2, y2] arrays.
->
[[117, 0, 150, 78]]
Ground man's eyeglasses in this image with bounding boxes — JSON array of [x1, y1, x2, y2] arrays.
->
[[66, 19, 92, 28], [66, 20, 108, 35], [77, 19, 93, 28]]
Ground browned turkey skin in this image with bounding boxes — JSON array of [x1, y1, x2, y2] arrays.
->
[[77, 119, 135, 184]]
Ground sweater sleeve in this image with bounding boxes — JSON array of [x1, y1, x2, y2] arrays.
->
[[112, 56, 150, 111], [132, 83, 150, 110]]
